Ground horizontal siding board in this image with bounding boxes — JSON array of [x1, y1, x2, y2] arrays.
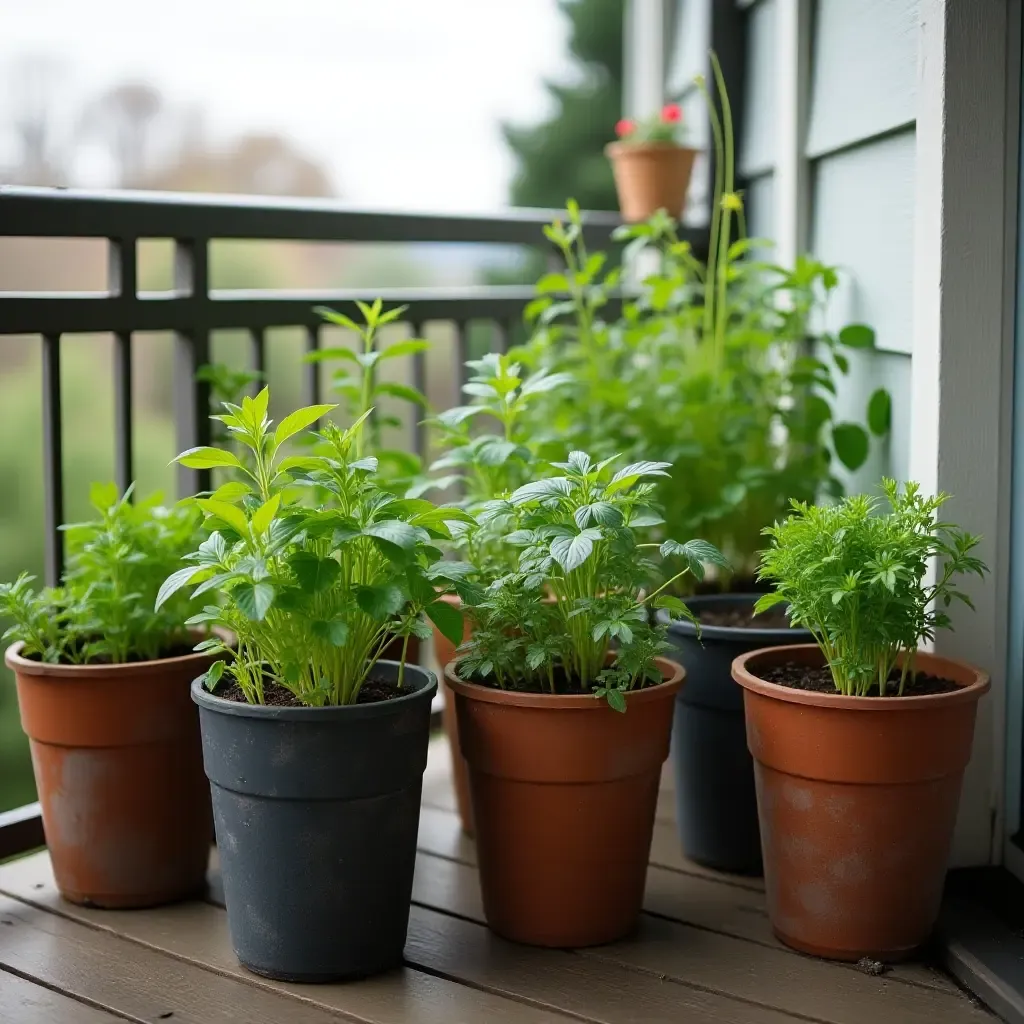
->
[[810, 129, 916, 355], [806, 0, 918, 158], [739, 0, 777, 177]]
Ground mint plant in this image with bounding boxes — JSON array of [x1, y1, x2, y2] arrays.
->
[[160, 388, 476, 706], [755, 479, 988, 696], [613, 103, 687, 146], [0, 484, 203, 664], [456, 451, 729, 709]]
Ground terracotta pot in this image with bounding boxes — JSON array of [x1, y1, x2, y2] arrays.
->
[[429, 593, 475, 835], [6, 640, 217, 908], [446, 655, 684, 947], [732, 644, 989, 962], [605, 141, 698, 222]]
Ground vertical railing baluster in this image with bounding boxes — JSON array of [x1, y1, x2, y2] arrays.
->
[[412, 322, 427, 462], [41, 334, 64, 585], [304, 324, 321, 409], [251, 328, 267, 392], [173, 238, 212, 497], [108, 237, 136, 497], [454, 320, 468, 391]]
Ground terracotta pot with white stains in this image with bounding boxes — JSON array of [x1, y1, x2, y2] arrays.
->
[[732, 643, 989, 962]]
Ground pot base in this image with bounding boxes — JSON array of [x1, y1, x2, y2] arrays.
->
[[59, 880, 207, 910], [239, 957, 401, 984], [772, 928, 921, 964]]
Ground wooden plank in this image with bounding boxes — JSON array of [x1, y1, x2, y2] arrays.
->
[[0, 894, 346, 1024], [0, 971, 122, 1024], [0, 854, 580, 1024], [405, 905, 801, 1024], [410, 846, 961, 999]]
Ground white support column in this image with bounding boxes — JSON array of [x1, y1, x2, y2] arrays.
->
[[910, 0, 1016, 866], [624, 0, 667, 118], [773, 0, 812, 268]]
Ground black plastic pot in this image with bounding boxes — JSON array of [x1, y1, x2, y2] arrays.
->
[[192, 661, 437, 982], [660, 595, 810, 875]]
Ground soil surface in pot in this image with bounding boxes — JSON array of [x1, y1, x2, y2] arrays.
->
[[760, 660, 960, 697], [455, 662, 655, 697], [20, 637, 197, 664], [698, 605, 793, 629], [217, 676, 408, 707]]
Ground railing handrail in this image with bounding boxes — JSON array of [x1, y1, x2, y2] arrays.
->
[[0, 185, 625, 247]]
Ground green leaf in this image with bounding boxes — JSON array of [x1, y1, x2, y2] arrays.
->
[[274, 404, 336, 446], [606, 460, 671, 493], [155, 566, 204, 610], [753, 591, 787, 615], [303, 345, 359, 364], [374, 381, 429, 406], [202, 660, 226, 692], [235, 581, 275, 621], [196, 498, 250, 538], [426, 600, 464, 648], [289, 552, 341, 593], [509, 477, 572, 505], [838, 324, 876, 349], [89, 481, 119, 512], [867, 388, 892, 436], [519, 371, 574, 397], [550, 528, 601, 573], [653, 595, 686, 615], [574, 502, 622, 528], [379, 339, 430, 360], [314, 306, 361, 331], [210, 480, 252, 502], [660, 539, 731, 581], [176, 446, 243, 470], [356, 583, 406, 618], [311, 619, 349, 647], [363, 520, 423, 550], [251, 494, 280, 537], [535, 272, 569, 294], [606, 688, 627, 713], [832, 423, 870, 471]]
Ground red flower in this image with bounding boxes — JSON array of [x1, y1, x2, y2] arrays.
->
[[615, 118, 636, 138], [661, 103, 683, 123]]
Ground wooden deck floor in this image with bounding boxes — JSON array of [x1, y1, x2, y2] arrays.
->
[[0, 737, 994, 1024]]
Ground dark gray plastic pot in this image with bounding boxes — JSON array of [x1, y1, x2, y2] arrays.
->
[[660, 595, 810, 875], [191, 661, 437, 982]]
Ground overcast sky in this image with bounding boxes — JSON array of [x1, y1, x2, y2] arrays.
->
[[0, 0, 570, 211]]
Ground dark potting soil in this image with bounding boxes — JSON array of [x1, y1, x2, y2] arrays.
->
[[21, 639, 198, 665], [458, 662, 662, 697], [760, 661, 960, 697], [698, 605, 793, 630], [218, 675, 407, 708]]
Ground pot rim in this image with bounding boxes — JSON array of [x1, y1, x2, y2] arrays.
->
[[732, 643, 990, 710], [191, 659, 437, 720], [604, 141, 700, 158], [444, 654, 683, 709], [656, 593, 811, 643], [4, 630, 226, 680]]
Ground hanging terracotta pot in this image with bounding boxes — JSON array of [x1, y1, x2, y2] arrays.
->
[[605, 142, 698, 222], [7, 641, 217, 908], [732, 643, 989, 962], [446, 655, 683, 947], [429, 593, 474, 835]]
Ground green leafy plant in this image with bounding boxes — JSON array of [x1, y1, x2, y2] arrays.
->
[[0, 484, 203, 664], [160, 388, 478, 706], [516, 55, 890, 583], [456, 451, 729, 709], [755, 479, 988, 696], [416, 352, 573, 576], [306, 300, 429, 488], [613, 103, 686, 146]]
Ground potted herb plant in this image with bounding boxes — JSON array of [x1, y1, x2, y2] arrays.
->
[[446, 451, 727, 947], [164, 388, 472, 981], [732, 479, 990, 961], [1, 484, 214, 908], [606, 102, 697, 222], [418, 351, 573, 834]]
